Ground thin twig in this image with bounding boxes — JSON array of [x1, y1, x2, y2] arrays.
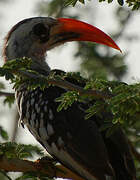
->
[[0, 91, 14, 97], [11, 110, 19, 142]]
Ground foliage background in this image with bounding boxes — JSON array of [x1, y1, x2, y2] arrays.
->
[[0, 0, 140, 179]]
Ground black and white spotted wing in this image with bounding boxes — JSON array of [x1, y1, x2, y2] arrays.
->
[[15, 84, 114, 180]]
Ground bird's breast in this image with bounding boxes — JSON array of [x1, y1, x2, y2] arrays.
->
[[16, 86, 63, 146]]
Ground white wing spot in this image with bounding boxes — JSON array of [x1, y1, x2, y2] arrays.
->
[[35, 103, 39, 111], [31, 93, 34, 97], [35, 118, 39, 128], [26, 100, 30, 111], [39, 94, 43, 98], [44, 106, 47, 112], [57, 137, 64, 147], [47, 123, 54, 136], [31, 98, 35, 106], [36, 106, 41, 113], [41, 101, 44, 106], [26, 111, 30, 119], [40, 112, 44, 119], [31, 111, 36, 121], [39, 127, 49, 140], [34, 91, 38, 95], [51, 142, 59, 153], [31, 112, 36, 127], [49, 109, 54, 120]]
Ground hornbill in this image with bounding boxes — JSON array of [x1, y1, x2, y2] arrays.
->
[[3, 17, 136, 180]]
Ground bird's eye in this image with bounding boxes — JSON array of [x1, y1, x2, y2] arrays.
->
[[32, 23, 50, 43]]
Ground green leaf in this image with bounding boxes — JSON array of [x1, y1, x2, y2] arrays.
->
[[85, 101, 105, 119], [0, 82, 5, 90], [0, 170, 12, 180], [15, 172, 38, 180], [79, 0, 85, 4], [99, 123, 113, 132], [3, 95, 15, 107], [108, 0, 113, 3], [0, 126, 9, 140], [117, 0, 124, 5], [112, 117, 119, 124], [105, 124, 120, 137], [0, 142, 44, 159], [64, 0, 78, 6], [64, 0, 86, 6], [56, 91, 79, 112], [16, 170, 55, 180]]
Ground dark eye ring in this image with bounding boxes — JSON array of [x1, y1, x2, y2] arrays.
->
[[32, 23, 50, 43]]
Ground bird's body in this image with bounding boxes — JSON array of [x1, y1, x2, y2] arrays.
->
[[3, 17, 136, 180], [15, 69, 114, 180]]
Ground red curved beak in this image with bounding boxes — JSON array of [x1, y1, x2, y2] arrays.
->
[[56, 18, 121, 52]]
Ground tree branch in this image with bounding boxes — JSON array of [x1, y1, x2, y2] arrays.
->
[[0, 91, 14, 97], [0, 156, 83, 180], [48, 79, 112, 99], [19, 70, 112, 99]]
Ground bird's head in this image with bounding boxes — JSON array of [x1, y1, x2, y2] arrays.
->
[[3, 17, 121, 69]]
